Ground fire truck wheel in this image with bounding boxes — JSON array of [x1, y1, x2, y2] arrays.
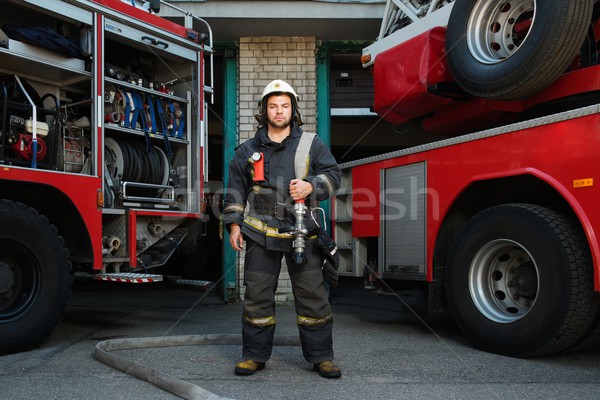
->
[[445, 0, 594, 100], [446, 203, 599, 357], [0, 200, 71, 355]]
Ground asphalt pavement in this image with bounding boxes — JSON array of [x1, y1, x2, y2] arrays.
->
[[1, 279, 600, 400]]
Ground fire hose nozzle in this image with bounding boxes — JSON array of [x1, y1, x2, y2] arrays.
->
[[292, 200, 308, 265], [277, 200, 309, 265]]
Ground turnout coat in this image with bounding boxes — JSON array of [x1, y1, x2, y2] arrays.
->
[[223, 124, 341, 252]]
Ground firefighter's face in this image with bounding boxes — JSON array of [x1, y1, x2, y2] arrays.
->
[[266, 94, 293, 129]]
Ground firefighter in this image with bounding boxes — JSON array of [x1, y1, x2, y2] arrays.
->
[[223, 79, 342, 378]]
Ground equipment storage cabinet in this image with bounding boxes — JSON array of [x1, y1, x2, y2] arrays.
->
[[0, 0, 212, 355]]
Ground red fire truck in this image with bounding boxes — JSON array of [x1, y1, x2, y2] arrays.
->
[[334, 0, 600, 357], [0, 0, 212, 354]]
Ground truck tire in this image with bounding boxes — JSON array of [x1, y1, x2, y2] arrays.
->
[[445, 204, 599, 357], [0, 200, 71, 354], [445, 0, 594, 100], [571, 308, 600, 351]]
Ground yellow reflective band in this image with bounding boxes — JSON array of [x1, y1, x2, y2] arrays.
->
[[224, 203, 245, 214], [243, 315, 276, 327], [316, 174, 335, 195], [296, 313, 333, 326], [244, 216, 318, 240], [244, 216, 294, 239]]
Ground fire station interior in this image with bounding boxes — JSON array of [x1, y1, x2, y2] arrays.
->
[[199, 50, 441, 286]]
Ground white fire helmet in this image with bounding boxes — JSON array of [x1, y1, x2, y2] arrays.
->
[[255, 79, 304, 126], [260, 80, 298, 104]]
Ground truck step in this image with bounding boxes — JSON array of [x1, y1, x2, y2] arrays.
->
[[94, 273, 163, 283], [174, 279, 213, 290]]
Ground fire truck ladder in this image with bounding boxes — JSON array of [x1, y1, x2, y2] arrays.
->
[[362, 0, 454, 67]]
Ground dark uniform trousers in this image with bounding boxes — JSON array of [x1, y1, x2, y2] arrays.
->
[[242, 238, 334, 364]]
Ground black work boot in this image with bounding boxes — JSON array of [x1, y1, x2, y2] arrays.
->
[[313, 360, 341, 378], [234, 359, 265, 375]]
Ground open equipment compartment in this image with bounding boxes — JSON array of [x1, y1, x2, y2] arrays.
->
[[0, 0, 93, 172], [102, 17, 201, 213]]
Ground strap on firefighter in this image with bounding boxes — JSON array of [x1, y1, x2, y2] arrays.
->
[[294, 132, 316, 180]]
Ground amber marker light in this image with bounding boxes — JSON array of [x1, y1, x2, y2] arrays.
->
[[361, 53, 372, 65], [97, 189, 105, 207], [573, 178, 594, 188]]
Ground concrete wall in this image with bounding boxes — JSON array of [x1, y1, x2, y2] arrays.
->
[[237, 36, 318, 302]]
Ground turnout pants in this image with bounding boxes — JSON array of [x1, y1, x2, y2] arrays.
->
[[242, 238, 334, 363]]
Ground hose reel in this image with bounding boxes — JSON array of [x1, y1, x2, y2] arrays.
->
[[104, 136, 174, 205]]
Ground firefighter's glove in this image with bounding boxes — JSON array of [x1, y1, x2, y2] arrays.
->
[[313, 228, 340, 287]]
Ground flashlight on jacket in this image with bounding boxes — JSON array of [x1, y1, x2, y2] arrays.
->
[[292, 199, 308, 265], [249, 152, 265, 182]]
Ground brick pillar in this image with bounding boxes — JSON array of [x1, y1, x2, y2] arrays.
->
[[237, 36, 317, 303]]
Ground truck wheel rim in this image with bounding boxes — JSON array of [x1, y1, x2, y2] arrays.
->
[[0, 244, 39, 321], [468, 239, 539, 323], [466, 0, 536, 64]]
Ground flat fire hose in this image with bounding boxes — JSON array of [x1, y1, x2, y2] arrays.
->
[[94, 334, 300, 400]]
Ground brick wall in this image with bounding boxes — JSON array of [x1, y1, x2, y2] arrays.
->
[[237, 36, 318, 303]]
